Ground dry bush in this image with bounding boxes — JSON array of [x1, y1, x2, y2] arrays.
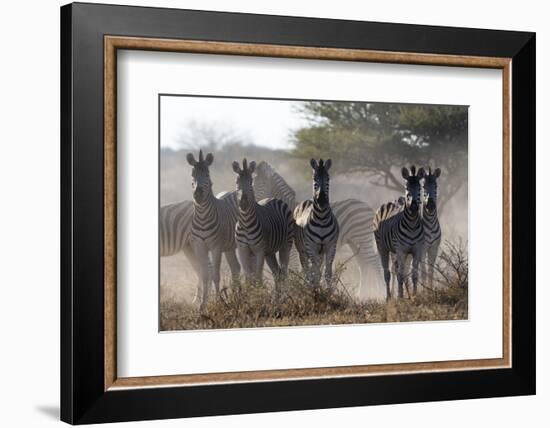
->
[[161, 267, 380, 330], [419, 240, 468, 312], [160, 240, 469, 331]]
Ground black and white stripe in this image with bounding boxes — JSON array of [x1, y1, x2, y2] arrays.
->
[[159, 200, 194, 258], [232, 159, 294, 291], [159, 201, 202, 299], [253, 161, 380, 297], [186, 150, 241, 308], [374, 166, 425, 300], [421, 167, 442, 288], [159, 195, 238, 301], [294, 159, 339, 289]]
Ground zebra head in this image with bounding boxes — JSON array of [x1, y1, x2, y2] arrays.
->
[[232, 158, 257, 210], [310, 158, 332, 208], [422, 167, 441, 214], [252, 160, 274, 201], [186, 149, 214, 204], [401, 165, 425, 214]]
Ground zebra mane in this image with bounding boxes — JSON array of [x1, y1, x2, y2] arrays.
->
[[380, 201, 403, 221], [373, 199, 406, 233], [257, 161, 296, 202], [256, 160, 274, 177]]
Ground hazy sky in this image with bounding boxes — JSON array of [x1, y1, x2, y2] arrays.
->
[[160, 96, 310, 150]]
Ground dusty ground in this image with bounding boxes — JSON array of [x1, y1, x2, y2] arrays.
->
[[160, 245, 468, 331]]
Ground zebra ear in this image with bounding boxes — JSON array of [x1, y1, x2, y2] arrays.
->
[[205, 153, 214, 166], [325, 159, 332, 171], [401, 167, 410, 179], [434, 168, 441, 178], [249, 161, 256, 173], [417, 167, 425, 179], [310, 158, 318, 170], [232, 161, 241, 174], [186, 153, 197, 166]]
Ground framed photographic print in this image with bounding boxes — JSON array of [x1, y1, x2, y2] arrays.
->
[[60, 2, 535, 424]]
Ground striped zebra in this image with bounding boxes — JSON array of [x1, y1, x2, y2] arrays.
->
[[159, 201, 198, 291], [159, 195, 239, 301], [421, 167, 442, 288], [253, 161, 381, 297], [232, 159, 294, 292], [160, 200, 194, 258], [186, 150, 241, 308], [294, 159, 339, 289], [374, 166, 425, 300]]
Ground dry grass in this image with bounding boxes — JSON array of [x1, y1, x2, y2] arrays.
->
[[160, 241, 468, 331]]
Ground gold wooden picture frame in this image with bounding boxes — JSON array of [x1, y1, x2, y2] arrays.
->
[[104, 36, 512, 391]]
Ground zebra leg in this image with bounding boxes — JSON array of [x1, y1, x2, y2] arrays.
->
[[183, 244, 202, 303], [294, 231, 308, 275], [347, 240, 380, 299], [411, 248, 423, 296], [288, 246, 302, 272], [396, 251, 406, 299], [278, 244, 291, 282], [390, 254, 398, 299], [297, 250, 309, 276], [403, 255, 412, 298], [265, 253, 282, 296], [193, 243, 210, 310], [346, 242, 363, 297], [237, 245, 253, 284], [379, 250, 391, 301], [253, 251, 266, 286], [308, 252, 322, 290], [211, 249, 223, 297], [324, 244, 337, 289], [224, 249, 241, 287]]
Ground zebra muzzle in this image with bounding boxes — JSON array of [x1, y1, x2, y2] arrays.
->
[[426, 198, 436, 211], [193, 187, 205, 202]]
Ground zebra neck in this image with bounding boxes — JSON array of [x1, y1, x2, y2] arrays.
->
[[423, 208, 439, 225], [193, 193, 218, 222], [403, 205, 422, 227], [239, 200, 259, 230], [312, 201, 332, 224]]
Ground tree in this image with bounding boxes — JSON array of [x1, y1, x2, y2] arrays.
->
[[174, 120, 247, 149], [292, 102, 468, 213]]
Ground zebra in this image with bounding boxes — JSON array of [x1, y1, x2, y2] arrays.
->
[[294, 159, 339, 289], [159, 195, 239, 302], [186, 150, 241, 308], [159, 200, 198, 290], [159, 200, 194, 258], [421, 167, 442, 288], [232, 159, 294, 293], [374, 166, 425, 300], [253, 161, 381, 297]]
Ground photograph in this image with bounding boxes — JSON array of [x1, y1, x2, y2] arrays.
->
[[159, 95, 469, 331]]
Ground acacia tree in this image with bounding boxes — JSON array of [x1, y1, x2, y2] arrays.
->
[[292, 102, 468, 213]]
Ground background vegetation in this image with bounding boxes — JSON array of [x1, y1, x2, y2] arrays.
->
[[293, 102, 468, 214]]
